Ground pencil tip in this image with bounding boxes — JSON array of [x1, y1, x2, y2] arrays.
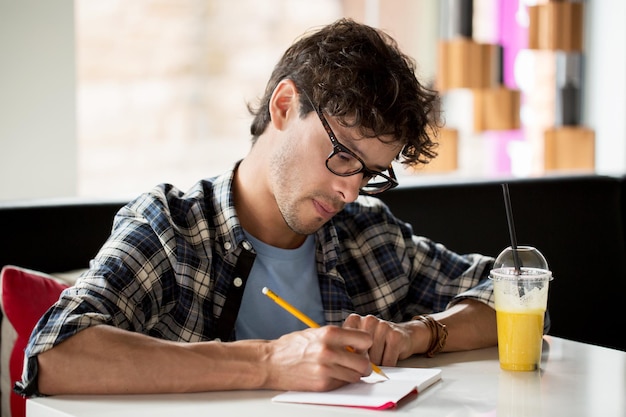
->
[[371, 364, 389, 380], [261, 287, 268, 294]]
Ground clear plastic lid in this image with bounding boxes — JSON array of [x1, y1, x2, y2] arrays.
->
[[491, 246, 552, 280], [493, 246, 549, 270]]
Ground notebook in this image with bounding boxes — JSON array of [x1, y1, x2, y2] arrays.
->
[[272, 367, 442, 410]]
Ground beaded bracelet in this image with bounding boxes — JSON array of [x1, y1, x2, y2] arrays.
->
[[413, 314, 448, 357]]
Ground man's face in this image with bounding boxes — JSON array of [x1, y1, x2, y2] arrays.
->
[[268, 109, 401, 236]]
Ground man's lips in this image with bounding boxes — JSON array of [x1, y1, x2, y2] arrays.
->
[[312, 199, 340, 218]]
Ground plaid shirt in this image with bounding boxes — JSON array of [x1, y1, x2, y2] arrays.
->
[[18, 166, 494, 395]]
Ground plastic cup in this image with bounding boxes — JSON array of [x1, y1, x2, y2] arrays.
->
[[490, 247, 553, 371]]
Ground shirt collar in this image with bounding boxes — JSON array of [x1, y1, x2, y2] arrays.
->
[[208, 162, 248, 256]]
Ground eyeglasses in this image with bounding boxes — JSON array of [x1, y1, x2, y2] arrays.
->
[[302, 93, 399, 195]]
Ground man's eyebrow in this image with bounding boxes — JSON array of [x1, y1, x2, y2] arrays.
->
[[342, 137, 388, 172]]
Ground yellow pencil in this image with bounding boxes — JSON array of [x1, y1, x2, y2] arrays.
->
[[262, 286, 389, 380]]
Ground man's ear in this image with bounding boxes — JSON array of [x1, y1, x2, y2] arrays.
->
[[269, 79, 299, 131]]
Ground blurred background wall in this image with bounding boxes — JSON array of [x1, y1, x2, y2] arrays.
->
[[1, 0, 624, 201]]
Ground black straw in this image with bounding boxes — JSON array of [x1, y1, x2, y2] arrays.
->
[[502, 183, 522, 275]]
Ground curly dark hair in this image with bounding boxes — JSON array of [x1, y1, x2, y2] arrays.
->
[[248, 18, 440, 167]]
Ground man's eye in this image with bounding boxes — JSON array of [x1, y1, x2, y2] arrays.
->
[[337, 151, 355, 163]]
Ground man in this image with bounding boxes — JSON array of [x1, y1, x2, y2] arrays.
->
[[17, 18, 496, 397]]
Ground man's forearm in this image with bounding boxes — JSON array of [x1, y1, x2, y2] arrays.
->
[[430, 299, 497, 352], [36, 325, 271, 395]]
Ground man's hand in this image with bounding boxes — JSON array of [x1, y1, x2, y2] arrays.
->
[[264, 326, 373, 392], [342, 314, 423, 366], [342, 301, 498, 366]]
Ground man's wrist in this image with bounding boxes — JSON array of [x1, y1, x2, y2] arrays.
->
[[412, 315, 448, 357]]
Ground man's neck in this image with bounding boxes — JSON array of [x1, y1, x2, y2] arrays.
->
[[233, 157, 307, 249]]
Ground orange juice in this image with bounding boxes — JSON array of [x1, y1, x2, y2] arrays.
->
[[496, 309, 544, 371]]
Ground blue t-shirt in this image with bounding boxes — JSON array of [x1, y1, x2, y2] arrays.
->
[[235, 232, 325, 340]]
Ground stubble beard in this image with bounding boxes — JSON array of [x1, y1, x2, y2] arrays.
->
[[269, 146, 328, 236], [272, 171, 325, 236]]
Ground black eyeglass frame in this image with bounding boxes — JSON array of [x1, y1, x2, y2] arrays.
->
[[302, 92, 399, 195]]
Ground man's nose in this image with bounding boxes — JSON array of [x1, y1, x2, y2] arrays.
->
[[336, 174, 362, 203]]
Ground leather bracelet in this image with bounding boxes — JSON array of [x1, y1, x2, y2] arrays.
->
[[413, 314, 448, 357]]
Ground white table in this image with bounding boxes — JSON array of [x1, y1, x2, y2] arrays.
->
[[27, 336, 625, 417]]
